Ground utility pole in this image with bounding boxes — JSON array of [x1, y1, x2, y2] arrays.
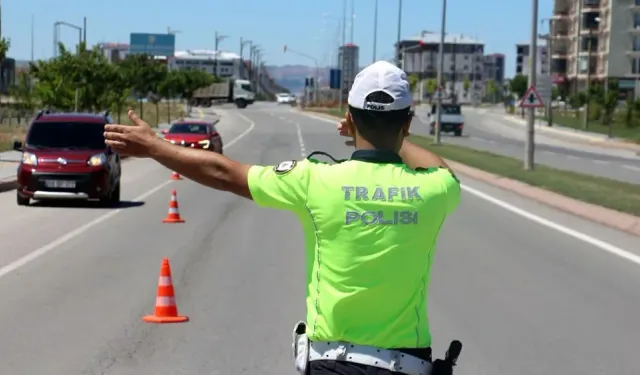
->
[[583, 28, 594, 130], [214, 31, 219, 77], [83, 17, 87, 44], [541, 18, 553, 127], [434, 0, 447, 144], [524, 0, 539, 170], [339, 0, 347, 112], [350, 0, 355, 44], [395, 0, 403, 67], [30, 14, 34, 62], [372, 0, 378, 63]]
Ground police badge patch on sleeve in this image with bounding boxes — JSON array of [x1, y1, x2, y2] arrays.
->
[[274, 160, 297, 174]]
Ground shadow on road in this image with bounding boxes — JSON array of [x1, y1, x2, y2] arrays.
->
[[29, 200, 145, 210]]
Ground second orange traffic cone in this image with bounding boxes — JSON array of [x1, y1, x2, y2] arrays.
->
[[143, 257, 189, 324], [170, 171, 182, 180], [162, 189, 185, 223]]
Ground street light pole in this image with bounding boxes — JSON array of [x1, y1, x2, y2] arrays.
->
[[372, 0, 378, 63], [395, 0, 403, 67], [434, 0, 447, 144], [338, 0, 347, 112], [214, 31, 228, 78], [524, 0, 539, 170]]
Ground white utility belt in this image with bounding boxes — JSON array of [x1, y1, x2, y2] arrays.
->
[[292, 321, 433, 375]]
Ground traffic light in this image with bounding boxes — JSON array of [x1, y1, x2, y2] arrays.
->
[[284, 44, 287, 53], [305, 77, 309, 87]]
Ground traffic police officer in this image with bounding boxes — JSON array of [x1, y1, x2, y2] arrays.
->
[[104, 60, 461, 375]]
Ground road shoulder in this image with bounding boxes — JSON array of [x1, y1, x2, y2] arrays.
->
[[299, 109, 640, 237]]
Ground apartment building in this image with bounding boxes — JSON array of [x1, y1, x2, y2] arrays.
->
[[552, 0, 640, 97], [397, 31, 485, 102], [484, 53, 506, 83], [167, 50, 245, 78], [515, 40, 549, 77]]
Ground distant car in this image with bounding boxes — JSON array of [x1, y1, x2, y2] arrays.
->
[[162, 121, 223, 154], [276, 93, 296, 105], [427, 103, 464, 137], [13, 110, 121, 206]]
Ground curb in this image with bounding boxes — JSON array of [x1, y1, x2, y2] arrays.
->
[[449, 160, 640, 236], [303, 109, 640, 236]]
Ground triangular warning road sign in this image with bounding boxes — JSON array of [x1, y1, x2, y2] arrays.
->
[[519, 85, 545, 108]]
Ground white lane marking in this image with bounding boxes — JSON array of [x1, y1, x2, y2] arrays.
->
[[592, 159, 608, 165], [461, 185, 640, 266], [622, 165, 640, 171], [299, 111, 639, 264], [0, 112, 256, 280], [295, 122, 306, 157]]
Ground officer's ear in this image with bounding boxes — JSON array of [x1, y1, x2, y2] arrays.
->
[[401, 112, 413, 138], [346, 111, 357, 136]]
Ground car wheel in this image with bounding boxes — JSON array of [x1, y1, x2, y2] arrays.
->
[[101, 180, 120, 207], [454, 130, 462, 137], [17, 193, 30, 206], [110, 181, 121, 204]]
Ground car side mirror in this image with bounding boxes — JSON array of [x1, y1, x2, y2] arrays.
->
[[12, 140, 22, 151]]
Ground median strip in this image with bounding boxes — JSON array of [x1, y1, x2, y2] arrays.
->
[[304, 108, 640, 236]]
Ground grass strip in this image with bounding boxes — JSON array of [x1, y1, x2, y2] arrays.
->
[[304, 108, 640, 216], [409, 135, 640, 216]]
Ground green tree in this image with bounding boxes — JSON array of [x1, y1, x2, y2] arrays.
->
[[10, 72, 36, 112], [181, 69, 215, 106], [509, 74, 528, 98], [426, 79, 437, 94], [462, 77, 470, 96], [158, 70, 186, 122], [407, 73, 419, 93], [487, 79, 497, 102]]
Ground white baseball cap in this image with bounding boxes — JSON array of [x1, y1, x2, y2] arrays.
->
[[348, 60, 413, 112]]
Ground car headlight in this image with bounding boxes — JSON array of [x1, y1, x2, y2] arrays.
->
[[21, 152, 38, 166], [88, 153, 107, 166], [198, 140, 211, 148], [180, 140, 186, 145], [166, 139, 176, 144]]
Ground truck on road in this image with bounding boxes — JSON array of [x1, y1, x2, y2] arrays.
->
[[190, 79, 255, 109]]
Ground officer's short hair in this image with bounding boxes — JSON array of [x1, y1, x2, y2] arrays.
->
[[347, 61, 413, 147]]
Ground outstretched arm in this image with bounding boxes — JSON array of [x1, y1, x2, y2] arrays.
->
[[149, 137, 252, 199], [104, 110, 253, 199]]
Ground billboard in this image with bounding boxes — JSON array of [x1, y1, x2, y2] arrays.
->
[[129, 33, 175, 57]]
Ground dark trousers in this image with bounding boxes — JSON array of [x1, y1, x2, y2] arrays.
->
[[309, 347, 432, 375]]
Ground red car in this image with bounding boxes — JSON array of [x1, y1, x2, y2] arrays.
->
[[161, 121, 223, 153], [13, 110, 121, 206]]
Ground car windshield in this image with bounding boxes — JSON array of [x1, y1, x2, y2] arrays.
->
[[168, 124, 208, 134], [431, 105, 461, 115], [26, 121, 106, 150], [241, 83, 253, 92]]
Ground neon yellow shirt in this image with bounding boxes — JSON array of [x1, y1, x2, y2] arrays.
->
[[248, 150, 460, 349]]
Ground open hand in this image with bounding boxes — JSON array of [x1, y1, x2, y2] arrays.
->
[[104, 110, 159, 157], [337, 112, 355, 147]]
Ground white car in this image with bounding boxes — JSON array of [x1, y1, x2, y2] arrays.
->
[[276, 93, 296, 105]]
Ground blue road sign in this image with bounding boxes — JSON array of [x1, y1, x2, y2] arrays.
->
[[129, 33, 176, 57], [329, 69, 342, 89]]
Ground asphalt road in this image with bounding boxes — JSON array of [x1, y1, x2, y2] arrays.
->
[[413, 106, 640, 185], [0, 103, 639, 375]]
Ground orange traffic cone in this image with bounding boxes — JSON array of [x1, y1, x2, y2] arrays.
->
[[162, 190, 185, 223], [143, 257, 189, 323], [170, 171, 182, 180]]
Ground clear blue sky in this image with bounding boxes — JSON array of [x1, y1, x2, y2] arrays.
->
[[4, 0, 553, 77]]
